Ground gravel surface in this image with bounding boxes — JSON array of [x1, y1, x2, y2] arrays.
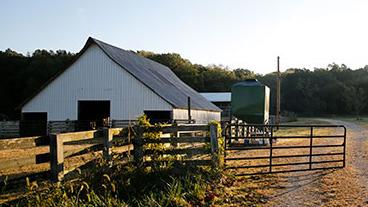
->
[[218, 119, 368, 207], [264, 119, 368, 207]]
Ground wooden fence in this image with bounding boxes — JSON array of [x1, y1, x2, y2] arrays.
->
[[49, 128, 134, 181], [48, 121, 76, 134], [0, 136, 48, 170], [0, 128, 131, 182], [0, 124, 220, 183], [0, 121, 19, 138], [134, 124, 219, 168]]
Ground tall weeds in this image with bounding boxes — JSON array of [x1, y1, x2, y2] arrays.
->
[[4, 153, 219, 207]]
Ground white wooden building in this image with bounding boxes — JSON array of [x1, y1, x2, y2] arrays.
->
[[200, 92, 231, 121], [19, 37, 221, 132]]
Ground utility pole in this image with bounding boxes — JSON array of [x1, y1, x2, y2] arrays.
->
[[187, 96, 192, 123], [276, 56, 281, 126]]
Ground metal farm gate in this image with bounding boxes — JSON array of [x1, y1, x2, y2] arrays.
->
[[223, 124, 346, 176]]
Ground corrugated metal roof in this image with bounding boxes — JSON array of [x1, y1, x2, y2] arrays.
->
[[233, 79, 264, 87], [200, 92, 231, 102], [19, 37, 221, 112], [90, 38, 221, 112]]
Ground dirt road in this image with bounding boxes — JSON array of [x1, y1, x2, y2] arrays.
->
[[264, 119, 368, 207]]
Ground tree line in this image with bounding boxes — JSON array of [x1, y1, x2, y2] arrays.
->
[[0, 48, 367, 120]]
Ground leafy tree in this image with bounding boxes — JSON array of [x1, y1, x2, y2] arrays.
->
[[1, 48, 368, 119], [349, 87, 367, 119]]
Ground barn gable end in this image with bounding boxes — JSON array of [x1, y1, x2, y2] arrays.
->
[[22, 44, 173, 121]]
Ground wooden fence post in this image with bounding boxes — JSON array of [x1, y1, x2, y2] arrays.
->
[[133, 126, 144, 167], [103, 128, 113, 161], [50, 134, 64, 182], [210, 123, 219, 168]]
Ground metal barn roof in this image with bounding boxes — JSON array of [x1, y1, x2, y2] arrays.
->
[[20, 37, 221, 112], [91, 38, 220, 112], [200, 92, 231, 102]]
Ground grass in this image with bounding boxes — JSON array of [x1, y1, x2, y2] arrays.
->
[[1, 154, 222, 207], [216, 117, 346, 206], [1, 117, 346, 207], [274, 118, 334, 137], [1, 116, 227, 207]]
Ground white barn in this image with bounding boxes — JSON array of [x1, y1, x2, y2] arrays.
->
[[19, 37, 220, 133], [200, 92, 231, 121]]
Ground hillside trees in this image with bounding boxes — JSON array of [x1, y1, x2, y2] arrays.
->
[[0, 47, 368, 119], [0, 49, 74, 119]]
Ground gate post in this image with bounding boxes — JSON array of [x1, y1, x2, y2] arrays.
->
[[343, 126, 346, 168], [133, 126, 144, 168], [103, 128, 113, 161], [50, 134, 64, 182], [309, 127, 313, 170], [269, 127, 273, 173], [210, 123, 220, 168]]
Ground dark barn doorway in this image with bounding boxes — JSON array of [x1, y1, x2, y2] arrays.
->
[[20, 112, 48, 136], [144, 110, 172, 124], [78, 100, 110, 130]]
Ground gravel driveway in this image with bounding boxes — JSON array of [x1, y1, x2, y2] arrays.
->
[[264, 119, 368, 207]]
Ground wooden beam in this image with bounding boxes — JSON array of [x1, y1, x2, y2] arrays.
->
[[210, 124, 219, 167], [0, 152, 49, 170], [0, 136, 48, 150], [276, 56, 281, 126], [112, 144, 134, 154], [144, 137, 210, 144], [144, 147, 210, 156], [59, 130, 100, 143], [161, 125, 209, 133], [103, 128, 113, 161], [50, 134, 64, 182], [144, 159, 212, 166]]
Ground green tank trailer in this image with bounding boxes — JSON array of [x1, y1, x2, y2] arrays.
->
[[230, 79, 271, 145], [231, 79, 270, 124]]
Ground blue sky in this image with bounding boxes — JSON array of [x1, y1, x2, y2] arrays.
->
[[1, 0, 368, 74]]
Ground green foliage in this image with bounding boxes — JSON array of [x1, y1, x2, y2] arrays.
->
[[135, 115, 200, 172], [137, 51, 257, 92], [136, 114, 151, 128], [1, 46, 368, 118], [259, 64, 368, 116], [209, 121, 225, 169], [0, 49, 75, 119], [136, 114, 170, 171]]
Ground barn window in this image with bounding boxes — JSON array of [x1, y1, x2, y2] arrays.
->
[[144, 110, 172, 124]]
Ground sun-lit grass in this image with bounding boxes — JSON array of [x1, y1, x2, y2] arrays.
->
[[274, 118, 335, 137], [1, 116, 228, 206], [0, 117, 349, 207], [1, 154, 221, 207]]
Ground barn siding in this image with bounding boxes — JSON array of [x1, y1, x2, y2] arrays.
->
[[172, 109, 221, 124], [22, 44, 172, 121]]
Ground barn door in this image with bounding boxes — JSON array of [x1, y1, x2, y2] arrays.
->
[[77, 100, 110, 130], [20, 112, 48, 136]]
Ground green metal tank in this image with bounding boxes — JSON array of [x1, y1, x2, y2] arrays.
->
[[231, 79, 270, 124]]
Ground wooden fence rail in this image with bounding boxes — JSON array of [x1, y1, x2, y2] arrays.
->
[[0, 136, 49, 171], [49, 128, 130, 182], [0, 123, 221, 183], [134, 123, 219, 169]]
